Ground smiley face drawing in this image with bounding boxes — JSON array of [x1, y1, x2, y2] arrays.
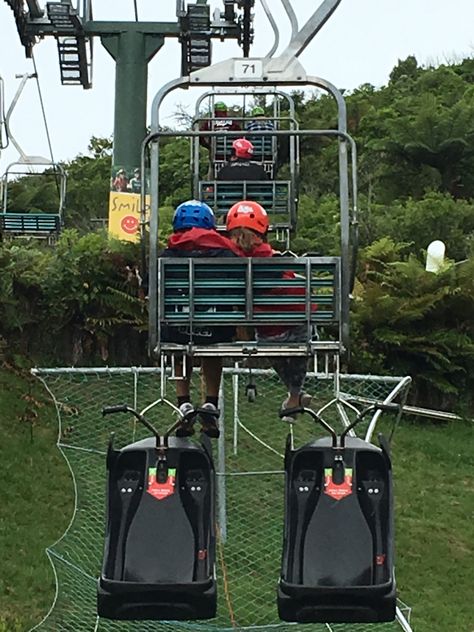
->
[[121, 215, 139, 234]]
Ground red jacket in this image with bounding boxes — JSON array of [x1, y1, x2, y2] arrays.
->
[[246, 243, 317, 338], [165, 228, 244, 256]]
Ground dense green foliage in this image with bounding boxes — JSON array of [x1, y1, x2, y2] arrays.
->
[[0, 231, 146, 366], [352, 238, 474, 412], [1, 57, 474, 412]]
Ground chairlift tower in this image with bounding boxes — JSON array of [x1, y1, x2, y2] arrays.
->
[[2, 0, 255, 170]]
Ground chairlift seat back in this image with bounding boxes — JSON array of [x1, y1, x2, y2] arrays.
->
[[156, 256, 340, 356], [199, 180, 292, 229]]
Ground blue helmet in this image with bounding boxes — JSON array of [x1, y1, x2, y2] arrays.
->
[[172, 200, 215, 230]]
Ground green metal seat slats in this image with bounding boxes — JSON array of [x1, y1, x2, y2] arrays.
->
[[158, 257, 340, 331], [0, 212, 61, 234], [213, 136, 234, 160], [247, 136, 274, 158], [199, 180, 291, 217]]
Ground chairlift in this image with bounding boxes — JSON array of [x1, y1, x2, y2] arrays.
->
[[143, 53, 357, 360], [0, 159, 66, 242], [192, 88, 300, 238], [0, 72, 66, 242]]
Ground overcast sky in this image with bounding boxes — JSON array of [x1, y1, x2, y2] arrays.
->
[[0, 0, 473, 168]]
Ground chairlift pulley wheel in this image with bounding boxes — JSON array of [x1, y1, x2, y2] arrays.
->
[[224, 0, 236, 22], [237, 0, 254, 57]]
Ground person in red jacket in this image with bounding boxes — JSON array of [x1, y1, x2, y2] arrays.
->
[[163, 200, 243, 437], [226, 200, 314, 418]]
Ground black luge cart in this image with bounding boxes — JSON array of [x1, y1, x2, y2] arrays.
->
[[278, 405, 397, 624], [97, 405, 217, 621]]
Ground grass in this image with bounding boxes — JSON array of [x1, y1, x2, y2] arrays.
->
[[0, 366, 473, 632], [391, 419, 474, 631], [0, 367, 74, 630]]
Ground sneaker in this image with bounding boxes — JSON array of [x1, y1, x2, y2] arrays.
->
[[280, 392, 312, 423], [198, 402, 220, 438], [176, 402, 196, 437]]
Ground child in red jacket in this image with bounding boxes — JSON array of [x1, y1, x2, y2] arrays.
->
[[163, 200, 243, 437], [226, 201, 314, 418]]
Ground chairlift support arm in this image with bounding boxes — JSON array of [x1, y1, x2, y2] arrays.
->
[[260, 0, 279, 58], [4, 73, 37, 167], [276, 0, 342, 66]]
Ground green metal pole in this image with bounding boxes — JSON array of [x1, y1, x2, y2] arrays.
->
[[101, 29, 164, 171]]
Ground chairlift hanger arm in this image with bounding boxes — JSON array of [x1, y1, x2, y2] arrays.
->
[[260, 0, 279, 58], [4, 74, 38, 166], [275, 0, 342, 65], [280, 0, 298, 39]]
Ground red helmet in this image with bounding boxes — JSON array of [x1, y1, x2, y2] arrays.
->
[[232, 138, 254, 159], [226, 200, 269, 234]]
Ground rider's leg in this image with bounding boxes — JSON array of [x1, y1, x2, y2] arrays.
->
[[175, 355, 193, 405], [273, 357, 311, 409], [199, 357, 222, 438], [201, 356, 223, 403]]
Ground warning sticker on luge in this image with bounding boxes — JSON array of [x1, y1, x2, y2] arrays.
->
[[147, 467, 176, 501], [323, 467, 353, 500]]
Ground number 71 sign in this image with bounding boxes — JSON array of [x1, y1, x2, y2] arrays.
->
[[233, 59, 264, 80]]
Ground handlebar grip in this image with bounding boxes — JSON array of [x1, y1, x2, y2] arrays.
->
[[102, 405, 130, 416], [279, 406, 304, 418]]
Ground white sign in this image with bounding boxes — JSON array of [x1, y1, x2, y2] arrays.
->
[[233, 59, 264, 80]]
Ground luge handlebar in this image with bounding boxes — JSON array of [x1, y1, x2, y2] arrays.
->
[[281, 401, 402, 448], [102, 403, 219, 443]]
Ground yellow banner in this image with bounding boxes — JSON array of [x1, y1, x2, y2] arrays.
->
[[108, 191, 147, 242]]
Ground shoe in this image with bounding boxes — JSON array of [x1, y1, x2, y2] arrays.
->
[[280, 392, 312, 423], [176, 402, 196, 437], [198, 402, 220, 438]]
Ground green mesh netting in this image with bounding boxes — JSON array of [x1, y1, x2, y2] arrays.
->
[[30, 367, 413, 632]]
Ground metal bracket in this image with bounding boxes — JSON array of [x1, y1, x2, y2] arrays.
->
[[3, 74, 46, 168], [189, 55, 308, 84], [267, 0, 342, 73]]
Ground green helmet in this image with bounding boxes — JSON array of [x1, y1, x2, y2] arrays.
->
[[214, 101, 227, 112], [251, 106, 265, 116]]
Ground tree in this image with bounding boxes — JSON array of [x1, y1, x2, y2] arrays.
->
[[352, 238, 474, 411], [355, 62, 474, 201], [64, 138, 112, 230]]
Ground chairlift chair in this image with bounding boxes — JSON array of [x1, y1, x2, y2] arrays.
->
[[0, 159, 66, 242]]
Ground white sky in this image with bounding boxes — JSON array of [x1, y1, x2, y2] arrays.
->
[[0, 0, 473, 168]]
